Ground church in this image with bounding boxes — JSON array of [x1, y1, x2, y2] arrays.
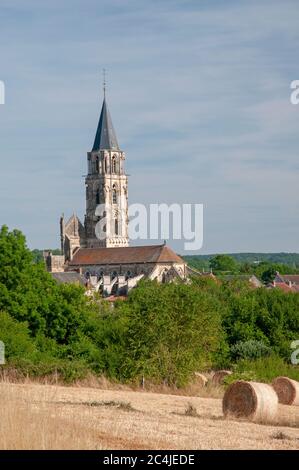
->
[[46, 88, 187, 296]]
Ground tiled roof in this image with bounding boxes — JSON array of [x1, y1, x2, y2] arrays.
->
[[51, 272, 86, 285], [278, 274, 299, 284], [68, 244, 184, 266], [273, 282, 295, 293]]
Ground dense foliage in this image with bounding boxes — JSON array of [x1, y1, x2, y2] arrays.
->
[[209, 254, 238, 274], [1, 226, 299, 385], [116, 281, 223, 386]]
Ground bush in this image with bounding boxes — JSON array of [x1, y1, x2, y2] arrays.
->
[[0, 311, 37, 360], [116, 280, 223, 386], [220, 286, 299, 359], [3, 357, 91, 383], [227, 355, 299, 384], [230, 339, 272, 360]]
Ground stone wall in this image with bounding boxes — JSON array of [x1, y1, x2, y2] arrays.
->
[[45, 253, 65, 273]]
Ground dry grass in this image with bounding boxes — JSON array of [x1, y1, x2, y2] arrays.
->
[[184, 403, 199, 417], [0, 368, 224, 398], [271, 431, 291, 440], [0, 381, 299, 450], [54, 399, 137, 412], [0, 384, 104, 449]]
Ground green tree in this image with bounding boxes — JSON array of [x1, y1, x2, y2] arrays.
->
[[0, 225, 110, 376], [117, 280, 223, 386], [210, 254, 238, 273], [220, 284, 299, 359], [0, 311, 37, 360], [253, 262, 299, 284], [261, 266, 277, 284]]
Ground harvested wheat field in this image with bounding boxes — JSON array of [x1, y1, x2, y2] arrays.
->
[[0, 381, 299, 450]]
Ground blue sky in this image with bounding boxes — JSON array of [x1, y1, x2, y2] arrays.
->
[[0, 0, 298, 254]]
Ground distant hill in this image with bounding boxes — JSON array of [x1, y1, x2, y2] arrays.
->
[[183, 253, 299, 271]]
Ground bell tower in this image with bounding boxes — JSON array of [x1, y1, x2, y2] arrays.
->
[[84, 91, 129, 248]]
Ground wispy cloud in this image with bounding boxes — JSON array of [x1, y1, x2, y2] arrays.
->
[[0, 0, 298, 253]]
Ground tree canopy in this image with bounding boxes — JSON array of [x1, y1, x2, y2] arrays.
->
[[0, 225, 299, 385], [209, 254, 238, 273]]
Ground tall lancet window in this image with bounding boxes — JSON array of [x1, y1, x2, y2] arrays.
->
[[114, 218, 119, 236], [104, 157, 107, 173], [95, 156, 99, 173], [112, 184, 117, 204], [96, 189, 100, 205], [112, 155, 117, 174]]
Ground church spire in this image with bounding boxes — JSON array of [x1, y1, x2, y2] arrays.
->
[[85, 81, 129, 249], [92, 93, 119, 151]]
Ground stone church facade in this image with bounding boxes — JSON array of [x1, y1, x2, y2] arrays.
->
[[47, 91, 187, 295]]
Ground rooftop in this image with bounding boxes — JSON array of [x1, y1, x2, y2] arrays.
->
[[92, 98, 119, 151], [51, 272, 86, 286], [68, 244, 184, 266]]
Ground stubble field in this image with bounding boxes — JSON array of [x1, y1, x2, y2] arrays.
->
[[0, 381, 298, 450]]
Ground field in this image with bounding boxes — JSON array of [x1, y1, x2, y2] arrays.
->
[[0, 382, 299, 450]]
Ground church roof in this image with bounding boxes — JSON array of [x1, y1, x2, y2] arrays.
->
[[68, 244, 184, 266], [51, 272, 86, 286], [92, 98, 119, 151]]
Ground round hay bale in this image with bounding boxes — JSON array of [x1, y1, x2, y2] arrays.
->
[[223, 380, 278, 423], [194, 372, 208, 387], [212, 370, 232, 385], [272, 376, 299, 406]]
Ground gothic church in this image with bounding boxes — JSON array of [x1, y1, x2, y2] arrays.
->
[[46, 91, 186, 295]]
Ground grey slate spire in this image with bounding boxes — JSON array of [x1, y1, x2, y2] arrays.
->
[[92, 98, 119, 151]]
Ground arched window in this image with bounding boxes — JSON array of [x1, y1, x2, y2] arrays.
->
[[112, 155, 117, 173], [112, 185, 117, 204], [104, 158, 107, 173], [95, 156, 99, 173], [114, 218, 119, 236]]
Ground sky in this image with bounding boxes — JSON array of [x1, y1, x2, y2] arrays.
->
[[0, 0, 298, 254]]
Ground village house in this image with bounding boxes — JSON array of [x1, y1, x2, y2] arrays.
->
[[267, 272, 299, 293]]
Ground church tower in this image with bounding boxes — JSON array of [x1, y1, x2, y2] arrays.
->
[[84, 93, 129, 248]]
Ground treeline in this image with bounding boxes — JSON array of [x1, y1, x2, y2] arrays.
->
[[0, 226, 299, 386], [184, 253, 299, 282], [184, 252, 299, 268]]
